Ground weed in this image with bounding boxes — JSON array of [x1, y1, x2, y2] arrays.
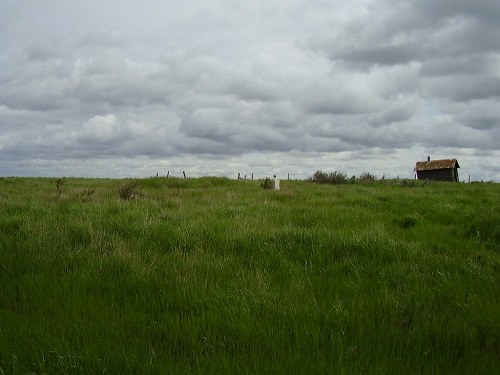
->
[[55, 178, 64, 196], [118, 181, 141, 200], [396, 216, 417, 229], [260, 177, 274, 189], [80, 188, 95, 202], [358, 172, 377, 183]]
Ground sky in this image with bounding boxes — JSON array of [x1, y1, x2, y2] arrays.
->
[[1, 0, 500, 181]]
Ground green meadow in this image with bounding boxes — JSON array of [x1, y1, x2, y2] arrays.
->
[[0, 177, 499, 374]]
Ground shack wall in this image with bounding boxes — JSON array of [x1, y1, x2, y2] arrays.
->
[[416, 168, 457, 182]]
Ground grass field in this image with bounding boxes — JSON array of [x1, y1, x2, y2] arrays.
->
[[0, 177, 499, 374]]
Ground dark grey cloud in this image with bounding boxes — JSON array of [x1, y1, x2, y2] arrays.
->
[[443, 100, 500, 131], [416, 0, 500, 24], [339, 44, 419, 67], [424, 75, 500, 102], [419, 54, 499, 77], [307, 0, 500, 68]]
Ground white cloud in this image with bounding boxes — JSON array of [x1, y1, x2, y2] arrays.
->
[[78, 114, 121, 143]]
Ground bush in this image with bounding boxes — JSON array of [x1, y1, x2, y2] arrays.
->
[[310, 170, 349, 185], [261, 177, 274, 190], [310, 170, 330, 184], [358, 173, 376, 183], [118, 181, 141, 200]]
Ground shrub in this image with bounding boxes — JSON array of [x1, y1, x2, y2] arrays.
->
[[358, 173, 376, 183], [118, 181, 141, 200], [55, 178, 65, 196], [311, 170, 330, 184], [310, 170, 349, 185], [331, 171, 349, 184], [261, 177, 274, 190]]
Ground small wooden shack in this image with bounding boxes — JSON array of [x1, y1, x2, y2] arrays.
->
[[414, 157, 460, 182]]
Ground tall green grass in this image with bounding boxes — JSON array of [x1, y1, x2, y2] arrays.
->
[[0, 177, 499, 374]]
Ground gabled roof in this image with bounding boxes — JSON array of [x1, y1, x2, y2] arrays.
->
[[415, 159, 460, 171]]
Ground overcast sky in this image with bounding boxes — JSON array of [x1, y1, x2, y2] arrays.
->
[[1, 0, 499, 180]]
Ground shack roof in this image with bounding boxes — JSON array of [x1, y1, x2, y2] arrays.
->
[[415, 159, 460, 171]]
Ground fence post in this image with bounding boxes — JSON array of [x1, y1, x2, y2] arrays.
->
[[183, 171, 186, 179]]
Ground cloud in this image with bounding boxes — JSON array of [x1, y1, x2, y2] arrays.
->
[[307, 0, 500, 68], [0, 0, 499, 180], [78, 114, 122, 144]]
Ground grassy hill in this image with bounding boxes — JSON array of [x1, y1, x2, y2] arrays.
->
[[0, 177, 499, 374]]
